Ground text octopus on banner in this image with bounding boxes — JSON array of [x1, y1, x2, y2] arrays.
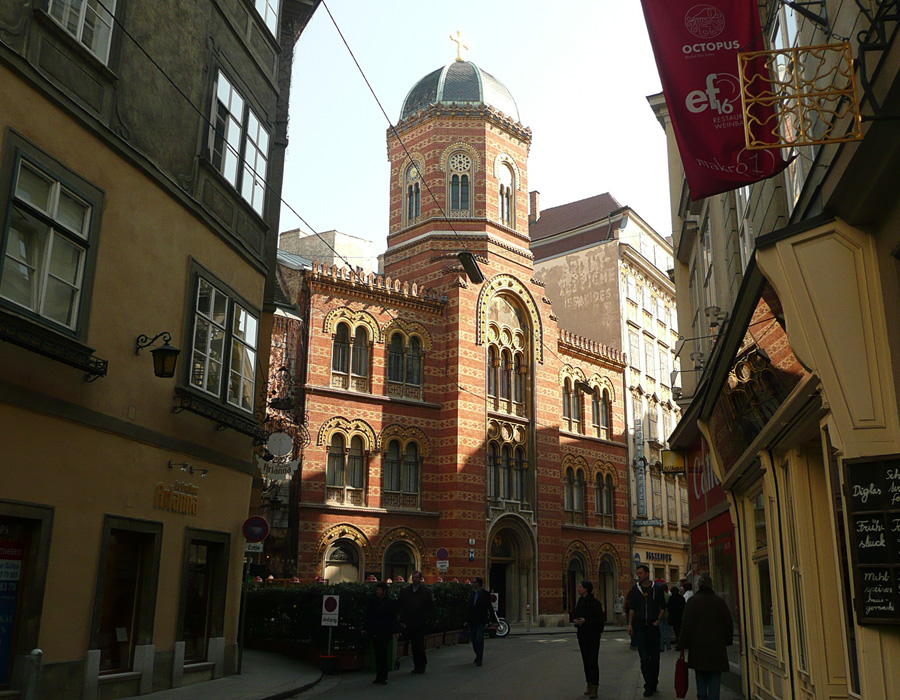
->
[[641, 0, 789, 199]]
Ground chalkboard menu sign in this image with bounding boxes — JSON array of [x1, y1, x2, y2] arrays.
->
[[845, 456, 900, 625]]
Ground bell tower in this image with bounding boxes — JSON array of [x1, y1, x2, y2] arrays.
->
[[383, 54, 533, 286]]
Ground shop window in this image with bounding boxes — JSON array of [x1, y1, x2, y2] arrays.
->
[[91, 520, 162, 673], [178, 530, 229, 664], [0, 507, 53, 686], [750, 491, 777, 652]]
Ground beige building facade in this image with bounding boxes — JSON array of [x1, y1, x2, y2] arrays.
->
[[651, 2, 900, 698], [531, 196, 689, 584]]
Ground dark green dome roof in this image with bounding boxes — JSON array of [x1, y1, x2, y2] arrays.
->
[[399, 61, 520, 122]]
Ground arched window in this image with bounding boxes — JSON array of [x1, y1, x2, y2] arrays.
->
[[514, 447, 526, 502], [406, 336, 422, 386], [325, 543, 359, 583], [404, 164, 421, 227], [386, 332, 424, 400], [600, 390, 611, 439], [384, 543, 415, 583], [332, 322, 350, 373], [564, 467, 574, 511], [325, 432, 367, 505], [347, 436, 364, 489], [489, 443, 501, 498], [487, 346, 498, 398], [562, 379, 572, 429], [499, 349, 512, 402], [605, 474, 614, 515], [500, 445, 512, 499], [592, 389, 601, 432], [513, 354, 524, 406], [574, 469, 585, 512], [383, 439, 420, 509], [498, 163, 514, 226], [384, 439, 401, 493], [351, 326, 369, 378], [448, 151, 473, 217], [326, 433, 345, 487], [595, 473, 605, 515], [572, 384, 583, 433]]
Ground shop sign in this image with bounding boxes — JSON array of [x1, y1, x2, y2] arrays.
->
[[634, 518, 663, 527], [154, 481, 199, 516], [662, 450, 686, 475], [645, 551, 673, 562], [321, 595, 339, 626], [845, 456, 900, 624]]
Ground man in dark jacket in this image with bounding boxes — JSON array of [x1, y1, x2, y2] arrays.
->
[[365, 582, 397, 685], [397, 571, 434, 674], [667, 585, 686, 643], [573, 580, 605, 699], [627, 564, 667, 696], [677, 573, 733, 700], [466, 577, 492, 666]]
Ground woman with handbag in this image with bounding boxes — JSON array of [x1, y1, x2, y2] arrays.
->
[[676, 573, 733, 700]]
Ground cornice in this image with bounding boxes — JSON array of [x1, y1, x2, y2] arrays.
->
[[384, 231, 534, 262], [557, 329, 627, 368], [306, 262, 446, 313], [392, 103, 533, 145]]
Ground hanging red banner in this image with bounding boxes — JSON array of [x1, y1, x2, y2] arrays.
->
[[641, 0, 789, 199]]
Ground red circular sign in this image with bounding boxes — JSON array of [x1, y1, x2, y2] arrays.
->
[[436, 547, 449, 561], [324, 595, 338, 612], [242, 516, 269, 543]]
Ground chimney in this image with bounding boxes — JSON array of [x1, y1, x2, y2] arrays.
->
[[529, 190, 541, 223]]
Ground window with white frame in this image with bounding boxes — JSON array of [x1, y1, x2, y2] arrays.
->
[[652, 473, 662, 519], [210, 71, 269, 216], [253, 0, 279, 36], [48, 0, 117, 64], [629, 331, 640, 370], [1, 157, 98, 334], [644, 341, 655, 379], [189, 275, 259, 413], [666, 478, 676, 523]]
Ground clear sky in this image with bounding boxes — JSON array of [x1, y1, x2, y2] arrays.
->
[[279, 0, 670, 258]]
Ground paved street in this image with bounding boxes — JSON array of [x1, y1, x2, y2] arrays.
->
[[293, 631, 711, 700]]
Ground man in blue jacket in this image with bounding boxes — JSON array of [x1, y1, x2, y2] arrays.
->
[[627, 564, 667, 696]]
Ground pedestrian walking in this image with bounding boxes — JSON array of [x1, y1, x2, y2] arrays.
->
[[628, 564, 667, 697], [573, 580, 605, 699], [614, 590, 625, 626], [680, 578, 694, 603], [667, 585, 685, 643], [677, 573, 734, 700], [397, 571, 434, 674], [365, 581, 397, 685], [466, 577, 492, 666]]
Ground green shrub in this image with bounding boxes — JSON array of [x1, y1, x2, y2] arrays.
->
[[243, 581, 471, 652]]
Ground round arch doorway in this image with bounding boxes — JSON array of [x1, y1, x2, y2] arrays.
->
[[487, 517, 535, 623]]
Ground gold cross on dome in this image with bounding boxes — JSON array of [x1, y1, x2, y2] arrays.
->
[[449, 29, 470, 61]]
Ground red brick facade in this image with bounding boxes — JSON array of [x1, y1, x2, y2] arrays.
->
[[269, 65, 632, 622]]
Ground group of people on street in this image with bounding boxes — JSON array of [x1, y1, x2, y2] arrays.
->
[[624, 564, 734, 699], [363, 571, 496, 685], [366, 566, 734, 700]]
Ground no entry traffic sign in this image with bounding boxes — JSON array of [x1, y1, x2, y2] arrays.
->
[[321, 594, 339, 626]]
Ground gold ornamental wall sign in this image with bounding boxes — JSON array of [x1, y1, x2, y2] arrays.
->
[[154, 481, 199, 516]]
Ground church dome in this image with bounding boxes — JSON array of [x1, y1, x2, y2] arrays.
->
[[399, 61, 520, 122]]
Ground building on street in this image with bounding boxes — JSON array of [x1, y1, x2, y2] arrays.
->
[[651, 2, 900, 698], [0, 1, 318, 697]]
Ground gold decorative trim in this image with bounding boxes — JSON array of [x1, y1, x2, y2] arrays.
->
[[316, 522, 372, 568], [381, 319, 433, 352], [589, 374, 616, 402], [594, 460, 619, 487], [559, 363, 588, 386], [323, 307, 381, 341], [440, 142, 481, 173], [317, 416, 377, 449], [373, 526, 428, 565], [377, 424, 432, 458], [397, 152, 427, 187], [562, 454, 590, 474], [563, 539, 593, 573]]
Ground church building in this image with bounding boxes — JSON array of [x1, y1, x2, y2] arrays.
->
[[272, 53, 632, 622]]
